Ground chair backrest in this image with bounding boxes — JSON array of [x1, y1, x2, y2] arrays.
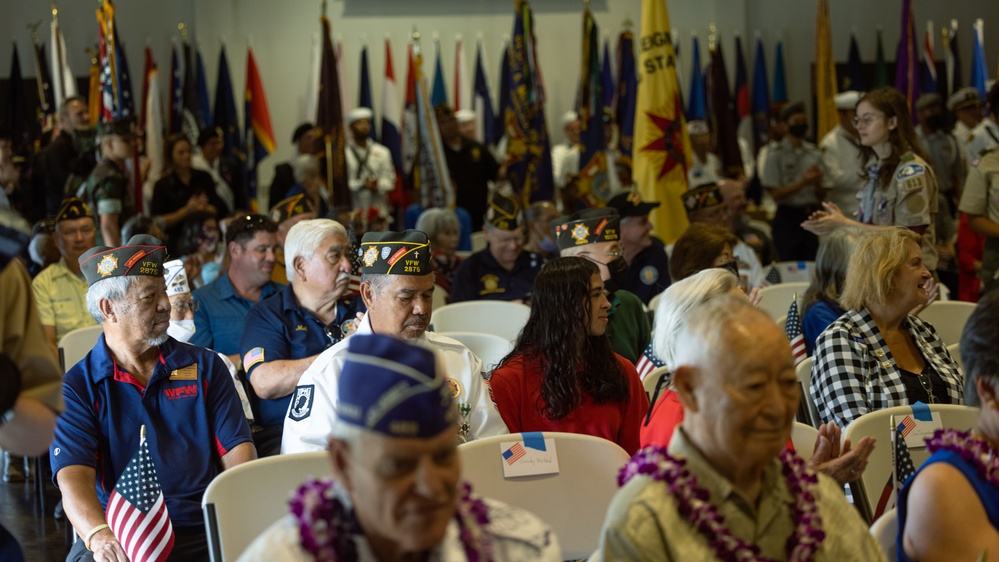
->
[[869, 508, 898, 560], [432, 284, 449, 311], [757, 282, 809, 320], [917, 301, 976, 346], [431, 301, 531, 343], [57, 325, 104, 373], [458, 432, 630, 559], [202, 452, 330, 562], [946, 343, 962, 371], [843, 404, 980, 523], [642, 366, 671, 403], [436, 331, 514, 372], [773, 261, 815, 283], [471, 231, 487, 252], [790, 422, 818, 459], [795, 357, 820, 427], [775, 315, 787, 332]]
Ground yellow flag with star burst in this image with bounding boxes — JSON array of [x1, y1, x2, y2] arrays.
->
[[633, 0, 693, 244]]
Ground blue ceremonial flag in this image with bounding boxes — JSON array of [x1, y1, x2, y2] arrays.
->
[[921, 22, 938, 95], [195, 47, 212, 126], [773, 39, 788, 103], [431, 38, 448, 107], [504, 0, 555, 204], [358, 43, 376, 141], [473, 39, 496, 146], [687, 35, 706, 120], [168, 43, 182, 133], [213, 45, 243, 164], [616, 29, 638, 166], [845, 33, 865, 91], [971, 19, 988, 98], [577, 7, 609, 207], [496, 44, 512, 142], [894, 0, 918, 116], [601, 39, 615, 110], [751, 34, 770, 150], [412, 40, 455, 209]]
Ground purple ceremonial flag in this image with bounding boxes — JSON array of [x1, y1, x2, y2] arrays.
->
[[894, 0, 919, 116]]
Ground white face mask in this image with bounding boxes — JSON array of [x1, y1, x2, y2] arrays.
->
[[167, 319, 197, 343]]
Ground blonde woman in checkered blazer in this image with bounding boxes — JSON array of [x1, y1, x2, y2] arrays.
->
[[811, 229, 963, 429]]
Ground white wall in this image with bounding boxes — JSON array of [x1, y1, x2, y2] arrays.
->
[[1, 0, 995, 199]]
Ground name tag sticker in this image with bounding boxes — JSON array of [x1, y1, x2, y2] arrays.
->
[[169, 364, 198, 381], [500, 436, 559, 478]]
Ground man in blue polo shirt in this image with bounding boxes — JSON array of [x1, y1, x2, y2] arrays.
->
[[450, 190, 542, 303], [191, 214, 282, 365], [240, 218, 364, 456], [51, 234, 255, 561]]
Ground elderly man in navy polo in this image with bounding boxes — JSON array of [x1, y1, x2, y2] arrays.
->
[[450, 190, 543, 303], [282, 230, 507, 454], [240, 334, 561, 561], [191, 214, 282, 366], [240, 218, 364, 456], [51, 235, 255, 562]]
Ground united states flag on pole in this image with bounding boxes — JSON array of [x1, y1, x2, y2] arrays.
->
[[785, 298, 806, 366], [106, 427, 174, 562]]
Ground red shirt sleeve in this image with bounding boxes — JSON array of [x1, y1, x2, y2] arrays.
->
[[488, 356, 526, 434], [616, 355, 650, 455]]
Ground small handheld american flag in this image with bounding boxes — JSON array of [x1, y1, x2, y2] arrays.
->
[[785, 296, 807, 366], [105, 425, 174, 562], [764, 263, 782, 286], [345, 213, 363, 296]]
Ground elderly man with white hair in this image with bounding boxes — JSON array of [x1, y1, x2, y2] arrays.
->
[[591, 295, 884, 561], [52, 235, 255, 561], [241, 334, 559, 561], [239, 218, 364, 456], [346, 107, 396, 216], [282, 229, 508, 454]]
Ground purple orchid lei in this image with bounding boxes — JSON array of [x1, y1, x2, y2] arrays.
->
[[618, 446, 825, 562], [925, 428, 999, 489], [290, 478, 493, 562]]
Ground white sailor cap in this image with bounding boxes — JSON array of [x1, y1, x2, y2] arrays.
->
[[686, 120, 709, 135], [947, 87, 981, 111], [455, 109, 475, 124], [561, 110, 579, 127], [834, 90, 861, 110], [347, 107, 374, 125]]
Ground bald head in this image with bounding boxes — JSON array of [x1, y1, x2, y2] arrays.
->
[[717, 178, 748, 222]]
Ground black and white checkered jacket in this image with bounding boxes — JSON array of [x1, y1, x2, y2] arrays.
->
[[810, 307, 964, 429]]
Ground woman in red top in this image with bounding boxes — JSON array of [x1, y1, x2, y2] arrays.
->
[[489, 257, 649, 454]]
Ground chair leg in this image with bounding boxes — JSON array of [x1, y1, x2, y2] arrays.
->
[[34, 455, 45, 514]]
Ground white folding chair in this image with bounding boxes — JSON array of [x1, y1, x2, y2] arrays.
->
[[842, 404, 980, 523], [202, 452, 330, 562], [757, 282, 809, 320], [773, 261, 815, 283], [471, 231, 487, 252], [790, 422, 818, 460], [459, 432, 629, 560], [947, 343, 962, 372], [796, 357, 820, 427], [58, 325, 104, 373], [870, 508, 898, 560], [642, 366, 671, 403], [917, 301, 976, 346], [775, 315, 787, 332], [436, 331, 513, 372], [432, 283, 449, 311], [431, 301, 531, 343]]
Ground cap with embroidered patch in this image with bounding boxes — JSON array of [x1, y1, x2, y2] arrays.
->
[[552, 208, 620, 250], [607, 190, 661, 218], [270, 194, 316, 224], [54, 197, 94, 223], [485, 190, 522, 231], [163, 259, 190, 296], [336, 334, 456, 437], [79, 234, 168, 286], [359, 230, 431, 275], [682, 184, 724, 213]]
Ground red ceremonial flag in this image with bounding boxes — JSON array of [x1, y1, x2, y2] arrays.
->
[[105, 427, 174, 562]]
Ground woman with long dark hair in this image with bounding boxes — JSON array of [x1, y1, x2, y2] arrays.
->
[[489, 257, 649, 454], [151, 133, 226, 253], [803, 87, 942, 274]]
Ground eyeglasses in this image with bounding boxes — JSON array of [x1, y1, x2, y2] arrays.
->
[[171, 299, 199, 313], [324, 321, 344, 346], [917, 372, 937, 404], [852, 114, 884, 128]]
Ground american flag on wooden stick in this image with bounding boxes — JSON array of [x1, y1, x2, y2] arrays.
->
[[105, 425, 174, 562]]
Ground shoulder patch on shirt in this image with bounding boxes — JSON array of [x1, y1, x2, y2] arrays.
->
[[288, 385, 315, 421], [243, 347, 265, 369], [895, 162, 926, 182]]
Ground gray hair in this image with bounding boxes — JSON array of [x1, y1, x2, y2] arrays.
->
[[292, 154, 320, 184], [360, 273, 394, 296], [801, 228, 863, 317], [673, 293, 764, 371], [414, 208, 460, 243], [284, 219, 347, 283], [651, 269, 740, 368], [86, 276, 139, 323], [961, 292, 999, 406]]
